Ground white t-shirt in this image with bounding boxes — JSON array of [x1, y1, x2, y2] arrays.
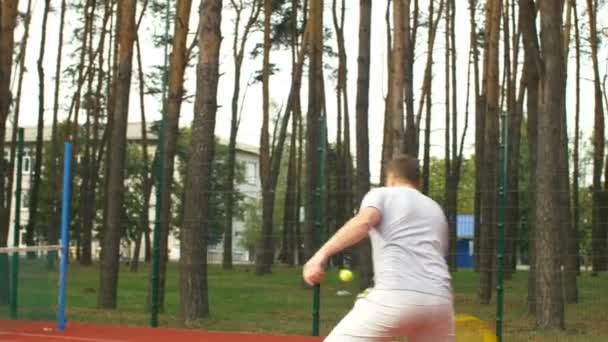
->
[[361, 186, 453, 300]]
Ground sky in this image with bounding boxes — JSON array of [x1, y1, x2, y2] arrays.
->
[[8, 0, 603, 183]]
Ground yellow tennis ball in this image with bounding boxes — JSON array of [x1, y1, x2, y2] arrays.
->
[[339, 269, 353, 282]]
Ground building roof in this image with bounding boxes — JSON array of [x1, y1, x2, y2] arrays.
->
[[4, 123, 259, 156]]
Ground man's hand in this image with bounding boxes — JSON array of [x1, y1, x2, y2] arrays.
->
[[302, 208, 381, 286], [303, 253, 327, 286]]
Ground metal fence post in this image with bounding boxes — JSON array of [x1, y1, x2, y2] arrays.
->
[[496, 111, 508, 342]]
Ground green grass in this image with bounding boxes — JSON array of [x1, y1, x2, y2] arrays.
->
[[0, 254, 58, 321], [4, 262, 608, 341]]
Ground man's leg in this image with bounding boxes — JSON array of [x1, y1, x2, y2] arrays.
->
[[324, 298, 398, 342], [407, 304, 455, 342]]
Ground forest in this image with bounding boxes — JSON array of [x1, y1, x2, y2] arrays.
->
[[0, 0, 607, 331]]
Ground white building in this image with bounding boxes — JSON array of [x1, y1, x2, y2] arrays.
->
[[3, 123, 261, 264]]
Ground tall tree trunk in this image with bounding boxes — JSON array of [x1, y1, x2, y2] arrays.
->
[[478, 0, 502, 304], [98, 0, 137, 309], [478, 0, 501, 305], [80, 1, 99, 265], [5, 0, 33, 242], [390, 0, 405, 157], [469, 0, 483, 272], [355, 0, 373, 290], [0, 0, 19, 249], [81, 0, 110, 266], [131, 37, 152, 273], [560, 0, 577, 303], [131, 235, 142, 271], [101, 4, 120, 267], [83, 0, 112, 266], [535, 0, 565, 328], [225, 0, 260, 270], [420, 0, 444, 195], [180, 0, 222, 321], [587, 0, 606, 275], [331, 0, 353, 267], [443, 0, 456, 271], [572, 0, 581, 276], [0, 0, 19, 305], [604, 81, 608, 271], [303, 0, 324, 266], [144, 224, 151, 262], [81, 60, 94, 263], [80, 0, 101, 261], [281, 113, 298, 266], [446, 0, 462, 273], [257, 0, 274, 275], [295, 0, 307, 266], [332, 0, 345, 265], [526, 73, 539, 312], [290, 0, 307, 266], [157, 0, 194, 312], [403, 0, 417, 155], [296, 97, 304, 265], [380, 0, 392, 184], [86, 2, 113, 264], [69, 0, 97, 259], [343, 82, 353, 219], [422, 89, 432, 195], [519, 0, 541, 313], [504, 0, 522, 280], [257, 18, 307, 275], [68, 0, 95, 158], [280, 0, 302, 266]]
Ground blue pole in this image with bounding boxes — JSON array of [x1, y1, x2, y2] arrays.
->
[[57, 143, 72, 332]]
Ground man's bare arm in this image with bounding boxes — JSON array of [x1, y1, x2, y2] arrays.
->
[[312, 207, 382, 263]]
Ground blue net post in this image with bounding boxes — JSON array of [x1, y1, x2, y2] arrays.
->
[[57, 143, 72, 332]]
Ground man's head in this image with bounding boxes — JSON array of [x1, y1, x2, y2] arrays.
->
[[385, 155, 420, 188]]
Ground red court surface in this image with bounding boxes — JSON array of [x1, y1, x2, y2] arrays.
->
[[0, 320, 323, 342]]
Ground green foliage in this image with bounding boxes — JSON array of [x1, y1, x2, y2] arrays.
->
[[39, 133, 147, 248], [239, 198, 263, 256], [249, 0, 300, 58], [578, 187, 593, 258], [173, 127, 246, 246], [121, 143, 149, 244], [428, 157, 476, 214], [35, 122, 85, 244], [32, 121, 250, 252], [270, 122, 298, 230], [249, 0, 336, 76]]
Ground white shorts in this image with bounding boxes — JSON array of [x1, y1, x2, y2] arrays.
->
[[325, 289, 455, 342]]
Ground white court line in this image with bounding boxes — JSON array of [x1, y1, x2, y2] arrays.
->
[[0, 331, 129, 342]]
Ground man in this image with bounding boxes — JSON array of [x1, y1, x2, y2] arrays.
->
[[303, 155, 454, 341]]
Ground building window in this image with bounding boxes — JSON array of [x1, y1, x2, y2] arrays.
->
[[22, 190, 30, 208], [245, 162, 257, 185], [23, 155, 31, 174], [20, 230, 26, 245]]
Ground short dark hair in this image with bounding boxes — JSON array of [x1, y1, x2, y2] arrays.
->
[[385, 155, 420, 183]]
